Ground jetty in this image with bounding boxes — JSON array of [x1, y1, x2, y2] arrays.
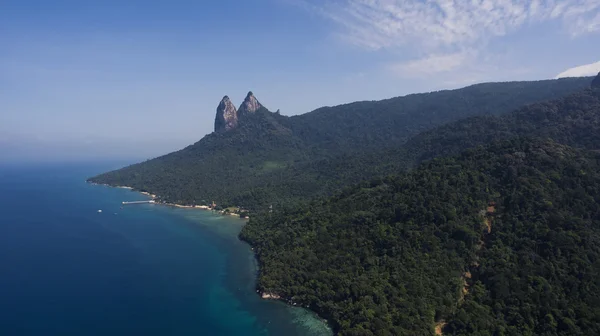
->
[[122, 200, 156, 205]]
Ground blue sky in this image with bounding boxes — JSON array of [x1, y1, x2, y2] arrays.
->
[[2, 0, 600, 162]]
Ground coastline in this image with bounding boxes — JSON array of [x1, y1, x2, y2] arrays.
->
[[253, 271, 332, 332], [88, 182, 248, 219], [89, 181, 331, 334]]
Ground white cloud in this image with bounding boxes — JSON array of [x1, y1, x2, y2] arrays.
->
[[570, 11, 600, 35], [390, 51, 474, 77], [298, 0, 600, 77], [305, 0, 600, 50], [556, 60, 600, 78]]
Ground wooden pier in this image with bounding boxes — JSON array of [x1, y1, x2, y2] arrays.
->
[[122, 200, 155, 205]]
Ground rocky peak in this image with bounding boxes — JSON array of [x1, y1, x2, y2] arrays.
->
[[592, 72, 600, 89], [238, 91, 263, 117], [214, 96, 238, 133]]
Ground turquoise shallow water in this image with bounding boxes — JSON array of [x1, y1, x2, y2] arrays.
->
[[0, 163, 331, 336]]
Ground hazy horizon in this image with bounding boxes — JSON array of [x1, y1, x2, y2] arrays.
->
[[3, 0, 600, 161]]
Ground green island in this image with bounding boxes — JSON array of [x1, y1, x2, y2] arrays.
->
[[89, 73, 600, 335], [88, 77, 591, 210]]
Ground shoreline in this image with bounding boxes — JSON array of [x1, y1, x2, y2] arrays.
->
[[88, 180, 331, 334], [88, 182, 248, 220], [247, 248, 332, 332], [255, 284, 332, 332], [251, 261, 332, 333]]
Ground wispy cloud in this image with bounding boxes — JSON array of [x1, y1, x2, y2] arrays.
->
[[556, 60, 600, 78], [299, 0, 600, 78], [389, 51, 474, 77], [303, 0, 600, 50]]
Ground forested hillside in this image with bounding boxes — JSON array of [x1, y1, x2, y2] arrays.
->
[[88, 77, 593, 209], [240, 83, 600, 206], [240, 138, 600, 335], [402, 87, 600, 164], [289, 78, 595, 152], [90, 108, 309, 206]]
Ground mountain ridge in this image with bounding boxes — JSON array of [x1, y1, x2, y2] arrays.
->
[[88, 76, 594, 209]]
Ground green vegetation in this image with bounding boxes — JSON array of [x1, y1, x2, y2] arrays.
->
[[401, 88, 600, 164], [87, 77, 593, 209], [88, 74, 600, 335], [241, 138, 600, 335], [261, 161, 287, 172]]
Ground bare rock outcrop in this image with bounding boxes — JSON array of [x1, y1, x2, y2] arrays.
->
[[238, 91, 263, 117], [214, 96, 238, 132]]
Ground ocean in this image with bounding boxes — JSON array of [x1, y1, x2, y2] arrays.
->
[[0, 163, 331, 336]]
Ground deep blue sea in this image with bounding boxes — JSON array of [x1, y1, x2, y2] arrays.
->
[[0, 163, 331, 336]]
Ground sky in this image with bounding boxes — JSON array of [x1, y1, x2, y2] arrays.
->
[[2, 0, 600, 162]]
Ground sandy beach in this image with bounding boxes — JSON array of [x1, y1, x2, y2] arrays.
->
[[109, 184, 247, 219]]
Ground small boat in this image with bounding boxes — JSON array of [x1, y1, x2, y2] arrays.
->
[[97, 210, 102, 213]]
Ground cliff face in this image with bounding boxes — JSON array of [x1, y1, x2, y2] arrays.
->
[[214, 91, 265, 132], [592, 72, 600, 89], [238, 91, 263, 117], [214, 96, 238, 132]]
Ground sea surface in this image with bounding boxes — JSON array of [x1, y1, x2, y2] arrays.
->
[[0, 163, 331, 336]]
